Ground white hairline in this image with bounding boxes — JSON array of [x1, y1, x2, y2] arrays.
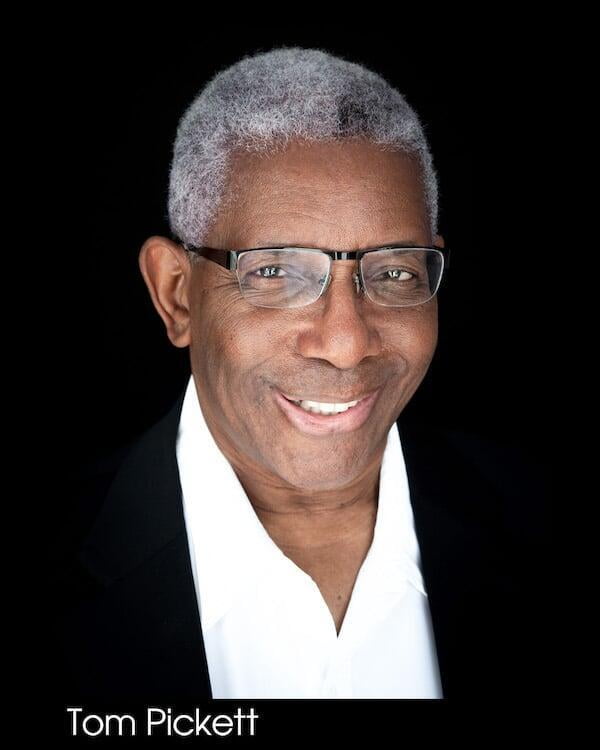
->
[[167, 46, 440, 260]]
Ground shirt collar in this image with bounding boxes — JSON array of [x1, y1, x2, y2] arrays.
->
[[176, 375, 426, 632]]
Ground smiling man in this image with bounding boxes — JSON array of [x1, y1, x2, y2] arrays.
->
[[58, 47, 547, 702]]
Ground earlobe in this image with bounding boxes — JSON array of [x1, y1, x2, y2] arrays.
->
[[138, 236, 192, 349]]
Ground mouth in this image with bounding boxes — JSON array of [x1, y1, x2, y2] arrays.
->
[[273, 387, 382, 436]]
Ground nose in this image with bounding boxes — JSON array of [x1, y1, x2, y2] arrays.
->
[[296, 262, 383, 370]]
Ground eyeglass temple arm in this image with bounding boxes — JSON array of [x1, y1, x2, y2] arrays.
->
[[181, 243, 233, 269]]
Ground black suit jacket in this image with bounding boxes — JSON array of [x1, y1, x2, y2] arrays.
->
[[54, 385, 550, 702]]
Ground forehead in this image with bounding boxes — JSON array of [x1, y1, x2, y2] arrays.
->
[[207, 138, 431, 250]]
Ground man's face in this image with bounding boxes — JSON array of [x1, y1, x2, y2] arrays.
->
[[186, 138, 442, 492]]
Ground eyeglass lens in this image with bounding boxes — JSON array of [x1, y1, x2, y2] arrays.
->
[[236, 248, 444, 309]]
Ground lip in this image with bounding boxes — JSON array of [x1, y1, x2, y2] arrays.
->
[[274, 387, 381, 436], [280, 391, 372, 404]]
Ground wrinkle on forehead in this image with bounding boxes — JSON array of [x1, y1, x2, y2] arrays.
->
[[206, 139, 431, 251]]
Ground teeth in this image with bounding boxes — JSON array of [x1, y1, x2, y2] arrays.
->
[[294, 398, 360, 415]]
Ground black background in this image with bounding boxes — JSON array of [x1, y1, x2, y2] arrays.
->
[[32, 24, 552, 742]]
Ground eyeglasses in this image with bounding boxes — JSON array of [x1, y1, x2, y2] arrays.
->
[[180, 241, 450, 309]]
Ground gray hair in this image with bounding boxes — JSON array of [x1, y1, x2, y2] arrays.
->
[[167, 46, 439, 258]]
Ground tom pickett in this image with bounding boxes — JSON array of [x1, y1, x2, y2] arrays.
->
[[66, 707, 260, 737]]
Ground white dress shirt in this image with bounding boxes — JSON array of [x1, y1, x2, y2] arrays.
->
[[176, 375, 443, 698]]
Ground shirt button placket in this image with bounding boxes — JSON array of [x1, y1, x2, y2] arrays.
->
[[322, 652, 352, 698], [325, 682, 338, 698], [335, 659, 353, 698]]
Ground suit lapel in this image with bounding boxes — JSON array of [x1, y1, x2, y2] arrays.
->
[[65, 386, 213, 701], [396, 416, 512, 698]]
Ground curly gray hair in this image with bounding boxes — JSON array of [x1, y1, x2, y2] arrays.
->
[[167, 46, 439, 257]]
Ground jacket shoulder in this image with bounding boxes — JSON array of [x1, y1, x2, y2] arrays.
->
[[399, 417, 550, 544], [440, 423, 550, 542], [54, 387, 188, 601]]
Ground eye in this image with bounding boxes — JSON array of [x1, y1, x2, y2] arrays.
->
[[376, 268, 415, 281], [254, 266, 286, 278]]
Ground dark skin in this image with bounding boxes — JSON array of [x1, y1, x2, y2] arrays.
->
[[139, 137, 444, 634]]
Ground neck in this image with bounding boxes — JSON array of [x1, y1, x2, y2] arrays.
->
[[233, 462, 382, 551]]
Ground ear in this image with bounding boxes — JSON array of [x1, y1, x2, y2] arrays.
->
[[138, 236, 192, 348], [433, 233, 445, 249]]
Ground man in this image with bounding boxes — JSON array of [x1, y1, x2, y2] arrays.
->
[[57, 47, 548, 701]]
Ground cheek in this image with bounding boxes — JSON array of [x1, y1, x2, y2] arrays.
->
[[416, 307, 439, 359], [385, 304, 438, 366], [190, 294, 276, 394]]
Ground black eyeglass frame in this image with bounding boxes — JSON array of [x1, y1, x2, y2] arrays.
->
[[179, 241, 450, 306]]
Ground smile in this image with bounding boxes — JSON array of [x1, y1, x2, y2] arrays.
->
[[284, 397, 362, 415], [274, 388, 381, 436]]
